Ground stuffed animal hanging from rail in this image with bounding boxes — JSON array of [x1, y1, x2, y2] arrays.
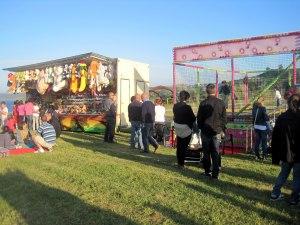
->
[[89, 60, 100, 93], [53, 66, 68, 92], [70, 64, 78, 93], [7, 73, 17, 93], [78, 62, 88, 92], [36, 69, 49, 95]]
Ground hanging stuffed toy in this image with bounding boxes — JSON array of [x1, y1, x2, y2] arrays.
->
[[45, 67, 55, 84], [36, 69, 49, 95], [88, 60, 100, 91], [62, 64, 70, 80], [78, 62, 88, 92], [7, 73, 17, 93], [96, 64, 110, 92], [53, 66, 67, 92], [25, 70, 30, 80], [70, 64, 78, 93], [15, 71, 26, 93]]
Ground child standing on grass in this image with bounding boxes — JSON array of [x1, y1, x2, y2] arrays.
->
[[0, 101, 8, 128], [17, 100, 25, 123]]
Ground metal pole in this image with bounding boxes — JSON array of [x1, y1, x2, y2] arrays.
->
[[215, 70, 219, 97], [231, 58, 235, 117], [172, 63, 177, 104], [293, 52, 297, 85]]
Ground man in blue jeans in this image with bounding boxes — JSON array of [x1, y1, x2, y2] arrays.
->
[[197, 84, 226, 179], [141, 93, 158, 153], [271, 94, 300, 205], [128, 94, 143, 150]]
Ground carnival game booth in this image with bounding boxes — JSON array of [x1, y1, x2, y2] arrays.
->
[[4, 52, 149, 133], [173, 31, 300, 152]]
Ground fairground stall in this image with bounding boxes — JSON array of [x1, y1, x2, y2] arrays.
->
[[4, 52, 149, 133], [173, 31, 300, 152]]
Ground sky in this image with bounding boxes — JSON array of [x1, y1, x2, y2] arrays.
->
[[0, 0, 299, 93]]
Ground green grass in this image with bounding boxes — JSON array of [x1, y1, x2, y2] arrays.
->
[[0, 132, 299, 225]]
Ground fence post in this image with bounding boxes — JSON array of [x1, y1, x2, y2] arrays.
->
[[172, 63, 176, 104], [231, 58, 235, 117]]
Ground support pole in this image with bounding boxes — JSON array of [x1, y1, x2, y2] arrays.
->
[[172, 63, 177, 104], [293, 52, 297, 85], [231, 58, 235, 117], [215, 71, 219, 97]]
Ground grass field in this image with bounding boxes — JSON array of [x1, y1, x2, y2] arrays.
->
[[0, 132, 299, 225]]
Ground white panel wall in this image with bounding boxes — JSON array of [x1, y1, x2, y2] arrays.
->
[[116, 58, 149, 127]]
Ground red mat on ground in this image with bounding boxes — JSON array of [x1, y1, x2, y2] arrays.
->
[[8, 148, 36, 155]]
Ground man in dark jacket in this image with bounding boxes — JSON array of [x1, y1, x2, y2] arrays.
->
[[197, 84, 226, 179], [128, 94, 143, 149], [141, 92, 158, 153], [271, 94, 300, 204], [104, 92, 117, 143]]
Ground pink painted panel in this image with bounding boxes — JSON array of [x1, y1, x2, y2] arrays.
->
[[174, 32, 300, 62]]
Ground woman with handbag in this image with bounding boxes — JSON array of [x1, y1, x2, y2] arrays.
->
[[252, 97, 270, 160], [173, 91, 196, 168]]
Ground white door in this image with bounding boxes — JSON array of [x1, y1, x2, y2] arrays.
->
[[120, 79, 130, 126]]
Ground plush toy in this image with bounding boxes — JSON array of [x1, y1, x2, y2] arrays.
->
[[15, 71, 26, 93], [7, 73, 17, 93], [88, 60, 100, 91], [62, 64, 70, 80], [36, 69, 49, 95], [70, 64, 78, 93], [96, 64, 110, 92], [78, 63, 88, 92], [25, 70, 30, 80], [45, 67, 54, 84], [53, 66, 68, 92]]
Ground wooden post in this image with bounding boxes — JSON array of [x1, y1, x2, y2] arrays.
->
[[231, 58, 235, 117]]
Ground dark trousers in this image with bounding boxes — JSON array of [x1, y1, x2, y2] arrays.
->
[[202, 134, 222, 177], [176, 135, 191, 166], [142, 123, 158, 152], [254, 129, 268, 157], [154, 123, 165, 142], [104, 118, 116, 143]]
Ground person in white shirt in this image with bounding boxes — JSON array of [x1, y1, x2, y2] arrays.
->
[[154, 98, 166, 143], [275, 89, 282, 107], [0, 102, 8, 127]]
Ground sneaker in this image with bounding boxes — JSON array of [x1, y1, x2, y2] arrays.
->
[[38, 148, 45, 153], [270, 193, 284, 201], [201, 172, 212, 178], [153, 145, 159, 153]]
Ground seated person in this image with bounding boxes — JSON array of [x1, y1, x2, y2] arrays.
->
[[0, 126, 16, 150], [5, 114, 16, 133], [32, 113, 56, 153], [15, 121, 32, 148]]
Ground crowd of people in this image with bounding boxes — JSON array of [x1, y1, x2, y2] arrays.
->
[[0, 99, 61, 153]]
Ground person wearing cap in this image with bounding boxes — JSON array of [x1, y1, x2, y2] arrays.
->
[[197, 83, 227, 179]]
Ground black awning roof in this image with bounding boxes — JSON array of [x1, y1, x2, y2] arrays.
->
[[3, 52, 116, 72]]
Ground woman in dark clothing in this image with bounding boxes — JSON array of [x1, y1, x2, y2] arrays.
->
[[173, 91, 196, 168], [270, 94, 300, 205], [252, 97, 270, 160]]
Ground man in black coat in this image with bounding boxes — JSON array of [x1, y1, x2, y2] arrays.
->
[[197, 84, 226, 179], [271, 94, 300, 204], [141, 92, 158, 153], [104, 92, 117, 143], [128, 94, 143, 149]]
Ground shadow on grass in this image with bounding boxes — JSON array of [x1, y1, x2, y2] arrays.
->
[[0, 170, 138, 225], [147, 203, 202, 225], [60, 132, 299, 223]]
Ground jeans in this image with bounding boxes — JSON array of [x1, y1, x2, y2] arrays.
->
[[254, 129, 268, 157], [130, 121, 143, 149], [142, 123, 158, 152], [202, 134, 222, 177], [104, 118, 116, 143], [25, 115, 33, 130], [154, 123, 165, 143], [272, 162, 300, 202], [176, 135, 191, 166]]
